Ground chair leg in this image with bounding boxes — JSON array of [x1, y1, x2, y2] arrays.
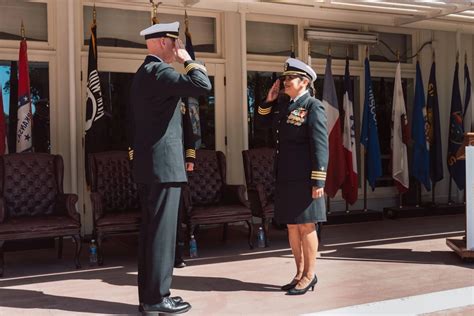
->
[[316, 222, 323, 242], [57, 237, 63, 259], [246, 220, 254, 249], [72, 234, 82, 269], [97, 233, 104, 266], [263, 218, 271, 248], [222, 223, 228, 242], [0, 241, 4, 277]]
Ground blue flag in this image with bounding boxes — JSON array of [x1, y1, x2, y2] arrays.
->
[[426, 62, 443, 183], [360, 58, 382, 191], [447, 62, 465, 190], [411, 62, 431, 191]]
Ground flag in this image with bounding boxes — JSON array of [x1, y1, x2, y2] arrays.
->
[[464, 61, 472, 132], [8, 61, 17, 153], [411, 61, 431, 191], [17, 38, 33, 152], [85, 21, 107, 184], [184, 14, 201, 148], [322, 56, 346, 197], [360, 57, 382, 191], [426, 61, 443, 183], [341, 57, 358, 204], [447, 61, 465, 190], [391, 63, 409, 193], [0, 83, 8, 155]]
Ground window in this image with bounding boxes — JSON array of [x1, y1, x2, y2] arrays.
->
[[370, 32, 412, 63], [246, 21, 296, 56], [247, 71, 281, 149], [0, 0, 48, 42], [83, 6, 217, 53], [0, 61, 50, 153], [309, 42, 358, 60], [97, 72, 215, 150]]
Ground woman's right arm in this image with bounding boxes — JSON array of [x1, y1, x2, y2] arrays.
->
[[255, 79, 280, 125]]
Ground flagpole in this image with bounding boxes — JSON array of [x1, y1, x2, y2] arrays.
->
[[363, 45, 369, 212]]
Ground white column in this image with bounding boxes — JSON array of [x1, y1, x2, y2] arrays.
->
[[466, 146, 474, 250]]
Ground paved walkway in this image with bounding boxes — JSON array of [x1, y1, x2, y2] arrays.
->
[[0, 214, 473, 315]]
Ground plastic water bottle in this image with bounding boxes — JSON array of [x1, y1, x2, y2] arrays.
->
[[89, 239, 98, 265], [189, 235, 198, 258], [257, 227, 266, 248]]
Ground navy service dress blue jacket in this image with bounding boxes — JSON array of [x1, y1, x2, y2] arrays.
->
[[129, 55, 211, 185]]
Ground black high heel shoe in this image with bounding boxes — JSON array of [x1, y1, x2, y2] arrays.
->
[[286, 275, 318, 295], [280, 279, 299, 291]]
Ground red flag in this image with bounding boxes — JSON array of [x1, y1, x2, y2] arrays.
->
[[341, 58, 358, 204], [0, 83, 7, 155], [17, 39, 33, 152], [322, 56, 346, 197]]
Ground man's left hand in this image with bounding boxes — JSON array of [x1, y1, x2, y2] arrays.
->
[[186, 162, 194, 172], [312, 186, 324, 199]]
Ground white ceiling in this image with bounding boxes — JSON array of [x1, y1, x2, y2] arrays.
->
[[97, 0, 474, 33]]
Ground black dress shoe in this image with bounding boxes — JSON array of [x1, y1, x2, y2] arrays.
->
[[174, 260, 187, 268], [286, 275, 318, 296], [141, 297, 191, 315], [138, 297, 184, 312]]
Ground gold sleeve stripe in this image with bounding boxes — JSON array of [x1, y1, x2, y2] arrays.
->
[[186, 149, 196, 158], [128, 147, 134, 161], [311, 175, 326, 180], [185, 63, 207, 74], [258, 106, 272, 115], [312, 171, 327, 175]]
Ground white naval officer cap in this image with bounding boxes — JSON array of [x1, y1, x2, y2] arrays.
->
[[281, 58, 317, 82], [139, 21, 180, 40]]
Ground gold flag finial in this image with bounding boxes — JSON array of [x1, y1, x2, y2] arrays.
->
[[185, 10, 190, 35], [21, 20, 25, 39], [328, 44, 331, 57], [93, 4, 97, 25], [149, 0, 162, 25], [396, 50, 400, 62]]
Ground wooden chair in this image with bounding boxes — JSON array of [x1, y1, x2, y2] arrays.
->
[[183, 150, 253, 249], [88, 151, 141, 265], [0, 153, 81, 277], [242, 147, 275, 247]]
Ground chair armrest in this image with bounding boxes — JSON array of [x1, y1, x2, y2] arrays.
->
[[0, 197, 4, 223], [247, 183, 268, 211], [222, 184, 249, 208], [90, 192, 104, 221], [55, 193, 80, 223]]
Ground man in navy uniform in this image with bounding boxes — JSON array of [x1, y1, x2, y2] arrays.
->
[[129, 21, 211, 315]]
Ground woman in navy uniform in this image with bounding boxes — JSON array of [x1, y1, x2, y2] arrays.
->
[[129, 22, 211, 315], [257, 58, 328, 295]]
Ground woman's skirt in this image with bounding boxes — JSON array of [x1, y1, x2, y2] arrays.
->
[[274, 180, 326, 224]]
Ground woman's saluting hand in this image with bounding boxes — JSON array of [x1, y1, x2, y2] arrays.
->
[[266, 79, 281, 102]]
